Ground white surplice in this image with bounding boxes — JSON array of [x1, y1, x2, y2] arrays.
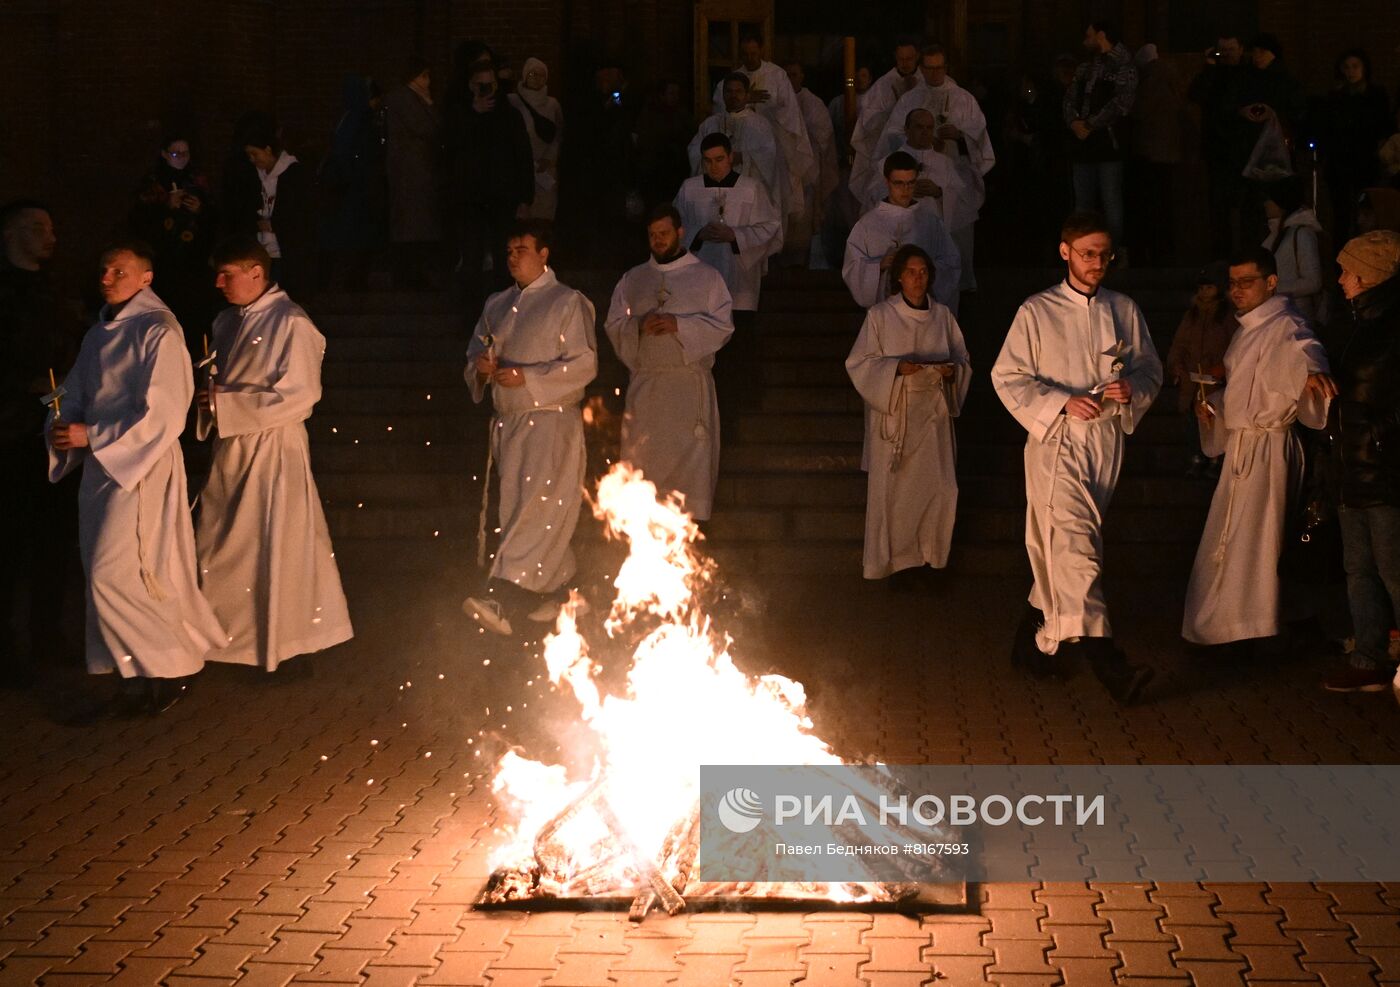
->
[[604, 252, 734, 520], [842, 199, 962, 313], [711, 60, 815, 223], [863, 144, 980, 235], [1182, 295, 1330, 644], [991, 282, 1163, 655], [687, 110, 786, 217], [195, 285, 353, 670], [877, 78, 996, 180], [846, 294, 971, 578], [47, 288, 225, 677], [466, 268, 597, 593], [794, 87, 840, 238], [849, 66, 923, 198], [674, 174, 782, 311]]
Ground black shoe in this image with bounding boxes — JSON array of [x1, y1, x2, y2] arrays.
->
[[1010, 607, 1062, 678], [1086, 639, 1153, 705], [146, 676, 190, 715]]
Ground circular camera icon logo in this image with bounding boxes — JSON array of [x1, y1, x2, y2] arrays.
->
[[717, 787, 764, 834]]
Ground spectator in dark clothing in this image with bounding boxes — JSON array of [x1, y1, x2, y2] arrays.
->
[[0, 200, 84, 687], [1063, 20, 1138, 250], [1320, 230, 1400, 695], [384, 58, 444, 290], [1236, 34, 1307, 241], [129, 133, 219, 345], [1189, 34, 1251, 254], [1316, 50, 1392, 242], [632, 79, 690, 213], [220, 111, 270, 242], [320, 74, 387, 291], [1126, 45, 1187, 265], [241, 119, 317, 294], [446, 61, 534, 319]]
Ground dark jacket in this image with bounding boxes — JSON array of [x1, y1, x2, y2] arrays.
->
[[1334, 273, 1400, 508], [0, 263, 83, 445], [446, 96, 534, 212], [1189, 61, 1251, 171], [1063, 42, 1138, 162]]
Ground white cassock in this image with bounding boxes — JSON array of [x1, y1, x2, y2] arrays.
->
[[991, 282, 1162, 655], [604, 251, 734, 520], [864, 145, 979, 237], [196, 286, 353, 670], [675, 174, 783, 311], [688, 110, 786, 218], [849, 67, 923, 195], [47, 288, 225, 678], [794, 87, 840, 235], [878, 78, 995, 290], [842, 199, 962, 314], [1182, 296, 1330, 645], [846, 294, 971, 579], [712, 61, 815, 224], [466, 268, 597, 593]]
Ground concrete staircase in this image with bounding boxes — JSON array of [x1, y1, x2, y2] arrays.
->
[[306, 267, 1212, 582]]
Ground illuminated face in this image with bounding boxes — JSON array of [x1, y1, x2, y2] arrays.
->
[[886, 168, 917, 208], [722, 79, 748, 114], [1059, 231, 1113, 290], [905, 110, 936, 149], [1341, 56, 1365, 86], [163, 140, 191, 171], [739, 39, 762, 71], [1194, 283, 1221, 307], [897, 256, 930, 300], [702, 145, 733, 182], [1339, 268, 1377, 301], [1228, 262, 1277, 313], [920, 52, 947, 87], [506, 235, 548, 285], [215, 261, 266, 305], [99, 250, 153, 306], [647, 217, 682, 260], [894, 45, 918, 76]]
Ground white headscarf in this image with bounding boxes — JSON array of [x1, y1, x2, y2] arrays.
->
[[518, 57, 551, 113]]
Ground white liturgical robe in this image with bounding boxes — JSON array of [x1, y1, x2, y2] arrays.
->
[[196, 285, 353, 670], [674, 174, 782, 311], [849, 66, 923, 198], [604, 251, 734, 520], [711, 60, 815, 223], [1183, 295, 1330, 645], [877, 78, 996, 180], [47, 288, 225, 677], [842, 199, 962, 313], [794, 87, 840, 237], [864, 145, 979, 235], [687, 110, 786, 217], [991, 282, 1162, 655], [846, 294, 971, 578], [466, 268, 597, 593]]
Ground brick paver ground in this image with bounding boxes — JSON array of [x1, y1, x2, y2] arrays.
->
[[3, 562, 1399, 986]]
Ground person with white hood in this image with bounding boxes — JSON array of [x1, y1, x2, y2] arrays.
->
[[241, 121, 316, 293], [1261, 177, 1324, 323], [508, 57, 564, 221]]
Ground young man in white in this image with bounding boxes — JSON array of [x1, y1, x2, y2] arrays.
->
[[464, 221, 597, 635], [1182, 247, 1333, 647], [843, 151, 962, 314], [991, 212, 1161, 703], [849, 39, 922, 198], [195, 235, 353, 674], [689, 73, 786, 221], [48, 242, 225, 714], [604, 205, 733, 521], [846, 245, 970, 583]]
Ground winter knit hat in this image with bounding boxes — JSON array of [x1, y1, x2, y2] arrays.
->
[[1338, 230, 1400, 284]]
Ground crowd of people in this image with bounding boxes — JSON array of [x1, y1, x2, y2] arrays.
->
[[4, 22, 1400, 720]]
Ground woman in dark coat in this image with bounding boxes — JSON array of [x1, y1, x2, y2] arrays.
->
[[383, 58, 444, 288], [241, 118, 317, 294]]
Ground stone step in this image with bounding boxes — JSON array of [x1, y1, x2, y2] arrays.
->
[[318, 386, 473, 415], [309, 415, 473, 445]]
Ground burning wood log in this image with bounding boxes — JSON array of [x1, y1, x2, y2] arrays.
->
[[596, 796, 687, 916]]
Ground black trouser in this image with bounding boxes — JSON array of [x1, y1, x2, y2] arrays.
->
[[457, 200, 518, 327]]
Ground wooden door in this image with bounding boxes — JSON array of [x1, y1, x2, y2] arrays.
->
[[694, 0, 775, 119]]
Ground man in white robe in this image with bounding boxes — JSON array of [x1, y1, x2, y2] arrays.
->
[[865, 111, 979, 258], [604, 205, 734, 520], [689, 74, 787, 220], [463, 222, 597, 635], [195, 236, 353, 673], [991, 213, 1161, 703], [878, 46, 995, 290], [47, 243, 225, 714], [829, 63, 873, 164], [710, 32, 815, 229], [846, 245, 970, 581], [785, 61, 840, 265], [1183, 248, 1333, 646], [843, 151, 962, 314], [849, 40, 922, 198], [676, 133, 782, 415]]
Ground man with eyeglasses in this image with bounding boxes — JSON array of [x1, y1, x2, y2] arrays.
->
[[843, 151, 961, 314], [992, 211, 1161, 704], [1182, 246, 1334, 653]]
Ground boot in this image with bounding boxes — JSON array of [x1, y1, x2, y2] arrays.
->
[[1010, 606, 1062, 679], [1085, 638, 1153, 705]]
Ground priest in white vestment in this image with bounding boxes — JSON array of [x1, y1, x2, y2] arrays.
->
[[710, 33, 815, 228], [846, 245, 970, 580], [47, 244, 224, 712], [849, 40, 922, 198], [689, 74, 788, 221], [785, 61, 840, 264], [864, 110, 979, 250], [1183, 250, 1334, 646], [843, 151, 962, 314], [195, 236, 353, 672], [604, 206, 734, 520], [463, 222, 598, 636], [877, 46, 995, 290], [991, 214, 1160, 704]]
